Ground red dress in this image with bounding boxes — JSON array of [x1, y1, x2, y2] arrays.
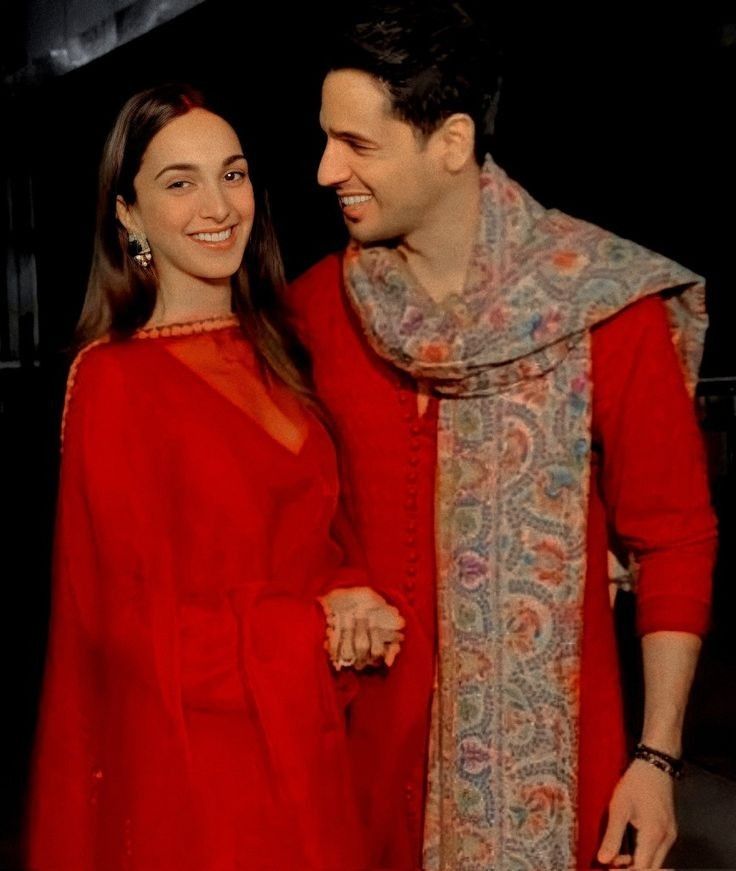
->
[[289, 253, 716, 870], [27, 325, 368, 871]]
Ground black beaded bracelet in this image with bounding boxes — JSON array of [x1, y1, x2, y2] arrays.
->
[[634, 743, 684, 779]]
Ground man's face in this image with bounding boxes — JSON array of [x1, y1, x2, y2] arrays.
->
[[318, 69, 445, 245]]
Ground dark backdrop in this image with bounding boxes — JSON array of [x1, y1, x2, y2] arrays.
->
[[1, 3, 734, 865]]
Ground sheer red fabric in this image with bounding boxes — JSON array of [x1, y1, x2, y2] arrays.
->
[[289, 253, 716, 870], [27, 327, 367, 870]]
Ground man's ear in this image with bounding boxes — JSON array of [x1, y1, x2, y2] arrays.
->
[[437, 113, 476, 173]]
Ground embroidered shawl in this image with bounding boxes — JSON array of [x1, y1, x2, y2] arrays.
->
[[343, 155, 706, 870]]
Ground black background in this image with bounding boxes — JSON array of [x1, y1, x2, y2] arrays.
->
[[1, 3, 735, 865]]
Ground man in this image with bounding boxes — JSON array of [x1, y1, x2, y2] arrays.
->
[[289, 3, 716, 868]]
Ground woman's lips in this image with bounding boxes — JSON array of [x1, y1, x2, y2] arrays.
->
[[188, 224, 238, 250]]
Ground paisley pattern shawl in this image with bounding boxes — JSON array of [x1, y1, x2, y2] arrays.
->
[[343, 156, 706, 870]]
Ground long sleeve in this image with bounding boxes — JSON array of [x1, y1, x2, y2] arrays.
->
[[591, 295, 717, 636], [27, 347, 152, 869], [26, 510, 101, 870]]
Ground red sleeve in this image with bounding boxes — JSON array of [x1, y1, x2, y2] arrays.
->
[[290, 254, 393, 598], [591, 295, 716, 637], [27, 347, 136, 869], [322, 492, 370, 588]]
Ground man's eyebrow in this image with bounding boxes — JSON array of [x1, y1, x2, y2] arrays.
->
[[154, 154, 246, 180], [326, 128, 377, 144]]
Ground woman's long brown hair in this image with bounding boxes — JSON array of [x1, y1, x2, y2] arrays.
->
[[77, 82, 312, 400]]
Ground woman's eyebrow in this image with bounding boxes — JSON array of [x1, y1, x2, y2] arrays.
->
[[154, 162, 197, 180], [223, 153, 247, 166], [154, 154, 246, 180]]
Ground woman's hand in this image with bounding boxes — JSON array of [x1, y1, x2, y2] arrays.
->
[[318, 587, 405, 671]]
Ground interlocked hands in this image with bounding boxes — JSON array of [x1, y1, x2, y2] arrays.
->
[[318, 587, 405, 671]]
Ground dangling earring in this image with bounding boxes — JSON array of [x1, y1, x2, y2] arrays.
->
[[127, 232, 152, 268]]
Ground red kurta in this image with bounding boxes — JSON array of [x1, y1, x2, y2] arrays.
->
[[28, 325, 368, 871], [290, 253, 716, 870]]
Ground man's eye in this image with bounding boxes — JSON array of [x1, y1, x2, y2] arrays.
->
[[167, 180, 191, 189]]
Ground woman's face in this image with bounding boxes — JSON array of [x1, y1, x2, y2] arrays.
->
[[117, 108, 254, 292]]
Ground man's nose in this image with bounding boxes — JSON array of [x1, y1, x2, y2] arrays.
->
[[317, 139, 351, 188]]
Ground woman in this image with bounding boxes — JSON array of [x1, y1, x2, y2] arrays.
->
[[27, 83, 403, 871]]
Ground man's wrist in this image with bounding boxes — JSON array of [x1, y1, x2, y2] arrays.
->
[[641, 709, 685, 758], [638, 734, 682, 758], [634, 743, 684, 779]]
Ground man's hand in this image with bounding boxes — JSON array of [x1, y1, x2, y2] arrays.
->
[[597, 759, 677, 869], [597, 630, 700, 867], [318, 587, 405, 671]]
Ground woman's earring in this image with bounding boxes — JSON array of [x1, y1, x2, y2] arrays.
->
[[127, 232, 152, 267]]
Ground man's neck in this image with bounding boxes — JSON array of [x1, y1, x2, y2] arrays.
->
[[397, 164, 481, 303]]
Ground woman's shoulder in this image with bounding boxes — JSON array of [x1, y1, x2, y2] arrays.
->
[[61, 338, 141, 448], [67, 337, 145, 394]]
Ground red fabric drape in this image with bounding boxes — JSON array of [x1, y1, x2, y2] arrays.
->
[[28, 328, 368, 870]]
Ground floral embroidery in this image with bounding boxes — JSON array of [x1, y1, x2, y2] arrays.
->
[[343, 154, 706, 870]]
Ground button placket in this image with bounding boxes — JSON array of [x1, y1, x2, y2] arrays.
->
[[403, 443, 420, 603], [396, 377, 425, 607]]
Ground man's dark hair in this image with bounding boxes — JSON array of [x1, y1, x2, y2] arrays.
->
[[326, 0, 502, 163]]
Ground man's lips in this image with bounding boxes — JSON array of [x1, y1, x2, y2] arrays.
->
[[338, 194, 373, 209], [338, 194, 373, 221]]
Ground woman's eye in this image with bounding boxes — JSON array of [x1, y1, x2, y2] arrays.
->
[[224, 170, 247, 182], [166, 180, 191, 190]]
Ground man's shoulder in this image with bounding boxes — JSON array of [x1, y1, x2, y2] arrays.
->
[[591, 294, 669, 353], [290, 250, 344, 299], [287, 251, 347, 344], [590, 294, 687, 403]]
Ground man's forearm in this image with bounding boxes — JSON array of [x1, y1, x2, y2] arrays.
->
[[640, 630, 702, 757]]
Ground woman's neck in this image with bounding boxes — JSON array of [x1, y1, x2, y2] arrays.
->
[[147, 278, 233, 328]]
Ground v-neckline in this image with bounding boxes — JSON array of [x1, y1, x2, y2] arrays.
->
[[146, 335, 311, 459]]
